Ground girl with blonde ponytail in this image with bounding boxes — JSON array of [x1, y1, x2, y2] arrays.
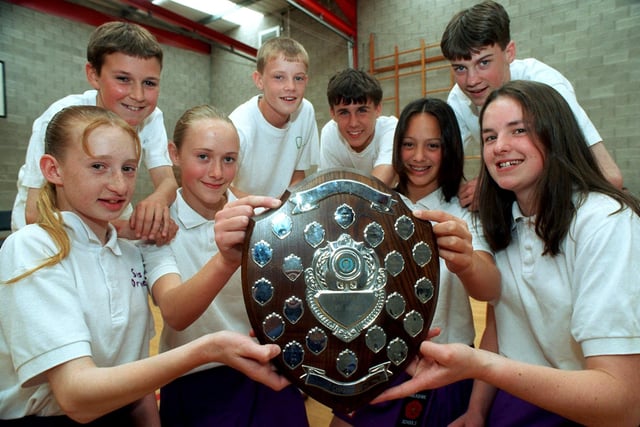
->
[[0, 105, 287, 426]]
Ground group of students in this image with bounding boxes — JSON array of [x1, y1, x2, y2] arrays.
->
[[1, 1, 639, 427]]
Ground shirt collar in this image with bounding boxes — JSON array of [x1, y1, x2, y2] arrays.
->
[[173, 188, 237, 229], [174, 188, 211, 230], [61, 211, 122, 255]]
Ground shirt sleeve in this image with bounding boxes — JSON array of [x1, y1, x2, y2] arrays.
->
[[373, 116, 398, 167]]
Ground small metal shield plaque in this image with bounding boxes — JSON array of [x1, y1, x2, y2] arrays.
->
[[242, 169, 439, 413]]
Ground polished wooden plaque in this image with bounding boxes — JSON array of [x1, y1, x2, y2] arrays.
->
[[242, 169, 439, 413]]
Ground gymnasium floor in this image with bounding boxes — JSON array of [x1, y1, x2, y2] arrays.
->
[[150, 298, 488, 426]]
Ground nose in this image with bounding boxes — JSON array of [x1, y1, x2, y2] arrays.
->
[[283, 76, 295, 91], [493, 134, 510, 153], [108, 171, 128, 194], [209, 160, 222, 178], [130, 83, 145, 102], [412, 143, 427, 161], [465, 67, 481, 87]]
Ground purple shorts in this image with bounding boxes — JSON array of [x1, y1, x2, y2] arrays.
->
[[488, 390, 583, 426], [159, 365, 309, 427], [334, 371, 473, 426]]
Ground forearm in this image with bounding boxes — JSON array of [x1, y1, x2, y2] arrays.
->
[[456, 251, 500, 301], [475, 353, 640, 426], [290, 170, 306, 188], [371, 164, 397, 188], [156, 253, 239, 330], [25, 188, 41, 225], [590, 142, 623, 189], [48, 340, 211, 423], [147, 167, 178, 207]]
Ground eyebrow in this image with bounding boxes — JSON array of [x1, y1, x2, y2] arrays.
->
[[481, 119, 525, 133]]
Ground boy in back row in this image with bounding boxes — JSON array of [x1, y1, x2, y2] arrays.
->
[[229, 37, 319, 198], [444, 0, 623, 209], [319, 68, 398, 188], [12, 22, 177, 240]]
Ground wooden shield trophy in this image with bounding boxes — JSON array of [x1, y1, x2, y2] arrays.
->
[[242, 169, 439, 413]]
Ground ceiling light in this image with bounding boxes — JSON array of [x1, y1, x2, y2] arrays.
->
[[154, 0, 263, 26]]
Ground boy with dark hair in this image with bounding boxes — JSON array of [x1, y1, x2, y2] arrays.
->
[[441, 0, 622, 209], [319, 68, 397, 187]]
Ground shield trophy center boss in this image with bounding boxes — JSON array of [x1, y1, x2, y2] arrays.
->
[[242, 169, 439, 413]]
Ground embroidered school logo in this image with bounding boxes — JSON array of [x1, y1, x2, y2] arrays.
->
[[296, 136, 304, 149], [130, 267, 148, 288]]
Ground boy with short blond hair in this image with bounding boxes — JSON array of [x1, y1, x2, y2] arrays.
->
[[230, 36, 319, 198], [13, 21, 177, 241]]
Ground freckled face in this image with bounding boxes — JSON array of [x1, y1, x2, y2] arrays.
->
[[171, 119, 239, 219], [253, 55, 308, 128], [482, 96, 546, 214], [56, 125, 138, 238], [400, 113, 443, 202]]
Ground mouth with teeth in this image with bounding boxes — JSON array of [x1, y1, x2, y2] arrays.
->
[[498, 160, 523, 169], [122, 103, 145, 112], [100, 198, 127, 211], [280, 96, 297, 102], [465, 86, 489, 104], [407, 165, 432, 174]]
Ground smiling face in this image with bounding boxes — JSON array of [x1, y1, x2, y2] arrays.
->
[[252, 55, 308, 128], [450, 41, 515, 108], [86, 52, 161, 127], [481, 96, 546, 215], [170, 118, 239, 220], [400, 113, 443, 202], [50, 124, 138, 239], [330, 100, 381, 152]]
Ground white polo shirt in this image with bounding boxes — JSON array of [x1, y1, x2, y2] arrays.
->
[[230, 95, 320, 198], [148, 189, 251, 374], [319, 115, 398, 174], [493, 193, 640, 368], [448, 58, 602, 151], [0, 212, 163, 418]]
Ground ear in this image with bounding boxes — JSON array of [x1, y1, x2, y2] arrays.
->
[[168, 141, 180, 166], [85, 62, 100, 90], [504, 40, 516, 63], [252, 70, 264, 91], [40, 154, 64, 186]]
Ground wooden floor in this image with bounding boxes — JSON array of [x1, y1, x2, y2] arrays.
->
[[150, 298, 488, 426]]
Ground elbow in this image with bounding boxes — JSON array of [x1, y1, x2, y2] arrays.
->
[[57, 398, 102, 424], [603, 167, 624, 190], [610, 173, 624, 190], [159, 306, 190, 331], [164, 317, 189, 331]]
